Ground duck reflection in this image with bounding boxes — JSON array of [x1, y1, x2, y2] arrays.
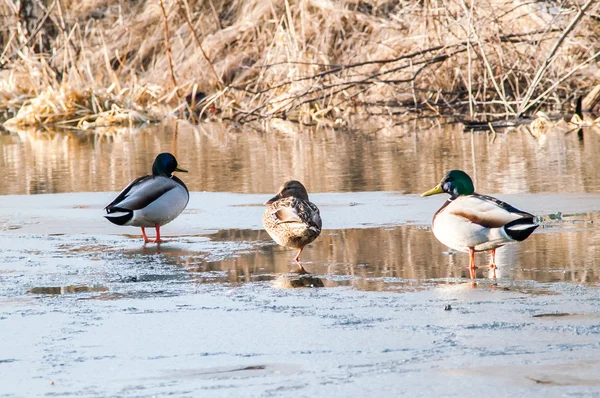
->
[[272, 272, 325, 289], [199, 216, 600, 287], [196, 227, 516, 286]]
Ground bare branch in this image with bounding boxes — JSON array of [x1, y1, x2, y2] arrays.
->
[[159, 0, 179, 93], [517, 0, 596, 116]]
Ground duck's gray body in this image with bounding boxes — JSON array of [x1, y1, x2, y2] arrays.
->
[[261, 180, 322, 272], [104, 175, 189, 227], [432, 193, 538, 253]]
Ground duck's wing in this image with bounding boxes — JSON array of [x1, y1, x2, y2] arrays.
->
[[105, 176, 177, 212], [270, 198, 322, 230], [306, 201, 322, 230], [475, 194, 534, 217], [172, 175, 189, 194], [272, 206, 302, 223], [446, 194, 533, 228]]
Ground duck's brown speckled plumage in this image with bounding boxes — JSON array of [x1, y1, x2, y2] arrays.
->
[[263, 196, 322, 248], [262, 181, 322, 271]]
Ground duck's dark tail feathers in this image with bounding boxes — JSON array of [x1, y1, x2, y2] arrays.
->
[[504, 218, 538, 241], [104, 207, 133, 226]]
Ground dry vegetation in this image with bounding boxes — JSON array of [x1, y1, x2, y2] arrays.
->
[[1, 0, 599, 130]]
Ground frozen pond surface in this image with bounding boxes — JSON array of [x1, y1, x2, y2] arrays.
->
[[2, 191, 600, 397]]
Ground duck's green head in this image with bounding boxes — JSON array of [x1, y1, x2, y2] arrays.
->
[[152, 153, 188, 177], [421, 170, 474, 198], [264, 180, 309, 205]]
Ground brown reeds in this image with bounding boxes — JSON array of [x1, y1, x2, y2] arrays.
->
[[159, 0, 179, 92], [0, 0, 598, 129]]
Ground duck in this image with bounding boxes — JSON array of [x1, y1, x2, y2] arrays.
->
[[104, 153, 189, 243], [262, 180, 322, 273], [421, 170, 538, 270]]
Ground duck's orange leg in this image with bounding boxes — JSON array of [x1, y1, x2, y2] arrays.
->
[[154, 225, 163, 243], [294, 248, 303, 263], [489, 248, 497, 269], [293, 248, 308, 274], [469, 267, 476, 280], [141, 227, 150, 243], [469, 248, 478, 269]]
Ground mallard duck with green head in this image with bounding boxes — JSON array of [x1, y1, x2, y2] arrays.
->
[[263, 180, 322, 273], [421, 170, 538, 270], [104, 153, 189, 243]]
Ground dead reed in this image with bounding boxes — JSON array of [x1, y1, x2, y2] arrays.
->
[[0, 0, 599, 129]]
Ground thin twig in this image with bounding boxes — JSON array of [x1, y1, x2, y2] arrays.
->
[[517, 0, 595, 116], [236, 51, 455, 121], [232, 28, 557, 99], [159, 0, 179, 93], [207, 0, 222, 30], [460, 0, 515, 115], [175, 0, 223, 90], [464, 0, 475, 117], [488, 122, 497, 143], [0, 0, 56, 66], [524, 49, 600, 114]]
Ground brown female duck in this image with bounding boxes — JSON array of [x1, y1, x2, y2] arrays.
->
[[262, 181, 322, 273]]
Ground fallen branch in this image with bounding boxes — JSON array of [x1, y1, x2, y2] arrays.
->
[[517, 0, 596, 116]]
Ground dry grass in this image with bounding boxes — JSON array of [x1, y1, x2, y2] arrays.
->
[[1, 0, 599, 129]]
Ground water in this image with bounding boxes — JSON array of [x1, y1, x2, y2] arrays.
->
[[2, 121, 600, 396], [1, 121, 600, 195]]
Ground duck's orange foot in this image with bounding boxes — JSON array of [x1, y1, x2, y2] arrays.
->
[[141, 228, 151, 243]]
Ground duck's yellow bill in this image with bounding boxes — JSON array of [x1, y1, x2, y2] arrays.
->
[[421, 184, 443, 197], [175, 166, 188, 173]]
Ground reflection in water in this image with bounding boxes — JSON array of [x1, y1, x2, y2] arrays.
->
[[272, 273, 325, 289], [61, 213, 594, 290], [28, 285, 108, 295], [4, 122, 600, 292], [47, 211, 600, 291], [216, 216, 598, 288], [1, 122, 600, 195]]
